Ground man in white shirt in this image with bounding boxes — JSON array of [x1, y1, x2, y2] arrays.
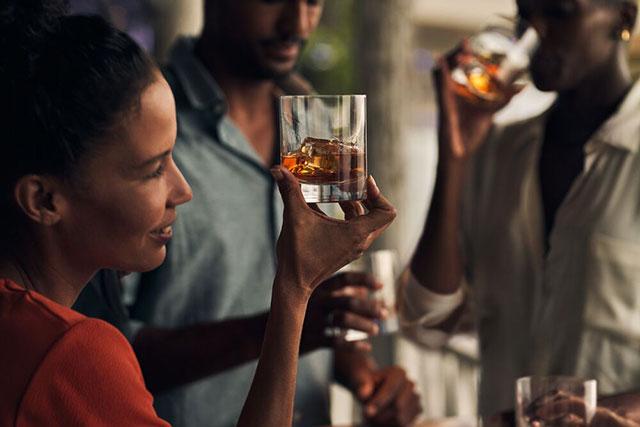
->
[[400, 0, 640, 422]]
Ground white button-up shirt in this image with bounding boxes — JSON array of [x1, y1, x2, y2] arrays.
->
[[401, 81, 640, 415]]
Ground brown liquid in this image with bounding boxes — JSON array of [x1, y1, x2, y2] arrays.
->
[[282, 137, 366, 184], [454, 52, 507, 103]]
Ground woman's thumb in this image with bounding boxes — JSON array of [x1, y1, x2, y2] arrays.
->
[[271, 166, 306, 212]]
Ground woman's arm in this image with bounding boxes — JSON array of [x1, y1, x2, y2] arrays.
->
[[237, 166, 396, 427]]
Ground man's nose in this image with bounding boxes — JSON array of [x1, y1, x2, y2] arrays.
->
[[279, 0, 311, 39]]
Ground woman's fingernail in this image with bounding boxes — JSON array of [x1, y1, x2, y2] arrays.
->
[[370, 175, 379, 190], [380, 307, 390, 319], [270, 167, 284, 181]]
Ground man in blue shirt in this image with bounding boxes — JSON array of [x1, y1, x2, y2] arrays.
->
[[75, 1, 422, 425]]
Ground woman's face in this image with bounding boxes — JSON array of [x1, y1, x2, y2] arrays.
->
[[58, 75, 193, 273], [518, 0, 625, 91]]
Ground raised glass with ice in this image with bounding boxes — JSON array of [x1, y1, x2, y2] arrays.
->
[[280, 95, 367, 203], [451, 24, 539, 103]]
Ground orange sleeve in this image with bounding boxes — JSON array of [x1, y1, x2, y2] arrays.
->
[[16, 318, 170, 427]]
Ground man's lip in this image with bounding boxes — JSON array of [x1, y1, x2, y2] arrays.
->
[[265, 42, 300, 58]]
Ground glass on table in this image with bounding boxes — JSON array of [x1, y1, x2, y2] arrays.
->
[[280, 95, 367, 203], [516, 376, 597, 426], [451, 22, 539, 103]]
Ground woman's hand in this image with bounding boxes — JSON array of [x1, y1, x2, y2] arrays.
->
[[271, 165, 397, 295]]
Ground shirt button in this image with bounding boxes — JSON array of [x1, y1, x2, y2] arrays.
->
[[293, 411, 303, 423]]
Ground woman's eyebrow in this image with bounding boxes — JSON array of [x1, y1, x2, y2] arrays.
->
[[136, 150, 170, 169]]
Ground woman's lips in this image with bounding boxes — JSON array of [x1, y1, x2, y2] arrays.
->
[[149, 225, 173, 245]]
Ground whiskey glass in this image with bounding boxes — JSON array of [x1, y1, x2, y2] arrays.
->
[[280, 95, 367, 203], [451, 23, 539, 103], [516, 376, 597, 426]]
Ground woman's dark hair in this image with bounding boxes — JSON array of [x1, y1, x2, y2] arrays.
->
[[0, 0, 156, 250]]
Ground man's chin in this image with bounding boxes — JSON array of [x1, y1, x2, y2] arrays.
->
[[248, 53, 296, 78], [261, 61, 297, 80]]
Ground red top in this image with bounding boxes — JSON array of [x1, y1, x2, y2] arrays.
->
[[0, 279, 169, 426]]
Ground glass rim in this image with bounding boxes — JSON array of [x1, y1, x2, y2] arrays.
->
[[517, 375, 596, 384], [279, 94, 366, 100]]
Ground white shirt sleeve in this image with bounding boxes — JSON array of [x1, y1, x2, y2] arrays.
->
[[398, 271, 466, 348]]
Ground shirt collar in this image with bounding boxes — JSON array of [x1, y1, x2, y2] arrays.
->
[[590, 79, 640, 153], [168, 37, 314, 116], [169, 37, 227, 116]]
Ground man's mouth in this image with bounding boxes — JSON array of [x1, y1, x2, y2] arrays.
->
[[262, 38, 305, 60], [266, 42, 300, 58]]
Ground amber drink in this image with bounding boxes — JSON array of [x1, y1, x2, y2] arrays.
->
[[280, 96, 367, 202], [452, 25, 539, 103]]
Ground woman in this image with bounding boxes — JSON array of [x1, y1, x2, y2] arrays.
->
[[402, 0, 640, 424], [0, 1, 396, 425]]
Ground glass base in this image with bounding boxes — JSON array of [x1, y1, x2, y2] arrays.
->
[[300, 182, 366, 203]]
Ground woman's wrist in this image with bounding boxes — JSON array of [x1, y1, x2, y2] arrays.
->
[[272, 272, 313, 306]]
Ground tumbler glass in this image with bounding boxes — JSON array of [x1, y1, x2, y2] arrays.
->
[[451, 23, 539, 103], [516, 376, 597, 426], [280, 95, 367, 203]]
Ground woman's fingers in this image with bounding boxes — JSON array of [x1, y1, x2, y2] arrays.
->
[[358, 176, 397, 233], [339, 200, 365, 220]]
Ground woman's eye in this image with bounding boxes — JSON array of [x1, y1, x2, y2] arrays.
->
[[146, 165, 165, 180]]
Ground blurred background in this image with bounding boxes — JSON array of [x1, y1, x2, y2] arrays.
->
[[68, 0, 640, 423]]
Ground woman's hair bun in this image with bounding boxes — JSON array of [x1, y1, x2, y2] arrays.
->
[[1, 0, 69, 93], [1, 0, 68, 52], [1, 0, 68, 29]]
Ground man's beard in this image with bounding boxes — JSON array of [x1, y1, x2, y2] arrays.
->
[[225, 37, 307, 81]]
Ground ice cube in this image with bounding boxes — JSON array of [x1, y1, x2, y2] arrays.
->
[[300, 137, 340, 157], [282, 150, 311, 175]]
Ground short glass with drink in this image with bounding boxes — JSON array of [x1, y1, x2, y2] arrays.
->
[[516, 376, 597, 426], [451, 23, 539, 103], [280, 95, 367, 203]]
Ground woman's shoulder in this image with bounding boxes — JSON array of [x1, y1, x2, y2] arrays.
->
[[0, 279, 167, 426], [0, 278, 87, 329], [16, 315, 167, 425], [34, 316, 141, 384]]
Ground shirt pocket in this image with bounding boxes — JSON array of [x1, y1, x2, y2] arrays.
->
[[584, 232, 640, 341]]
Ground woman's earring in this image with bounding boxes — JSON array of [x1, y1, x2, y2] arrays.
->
[[621, 29, 631, 42]]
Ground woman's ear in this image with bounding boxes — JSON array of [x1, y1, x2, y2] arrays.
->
[[13, 175, 65, 226]]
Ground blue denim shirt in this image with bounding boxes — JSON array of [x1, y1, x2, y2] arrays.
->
[[75, 38, 332, 427]]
